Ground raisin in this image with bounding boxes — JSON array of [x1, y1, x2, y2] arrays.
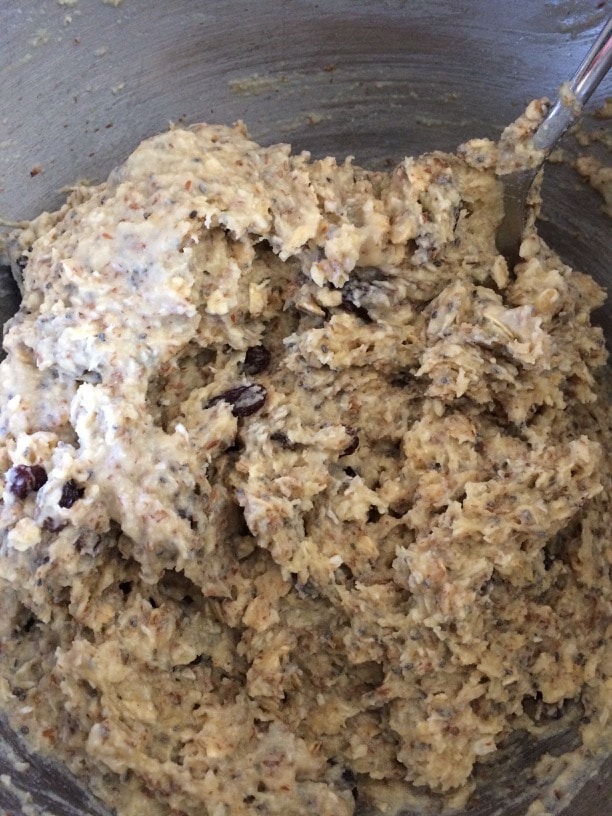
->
[[225, 436, 245, 454], [7, 464, 48, 500], [388, 503, 409, 519], [340, 296, 372, 324], [339, 282, 373, 324], [390, 369, 414, 388], [59, 479, 85, 509], [367, 506, 381, 523], [243, 345, 271, 375], [43, 516, 68, 533], [207, 384, 267, 418], [340, 428, 359, 457], [177, 509, 198, 530], [270, 432, 296, 450], [42, 518, 67, 533], [342, 767, 358, 786]]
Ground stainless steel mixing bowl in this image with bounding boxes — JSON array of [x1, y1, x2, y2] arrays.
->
[[0, 1, 610, 814]]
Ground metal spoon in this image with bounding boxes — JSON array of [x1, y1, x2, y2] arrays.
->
[[495, 16, 612, 270]]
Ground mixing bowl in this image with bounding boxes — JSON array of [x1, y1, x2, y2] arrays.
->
[[0, 1, 610, 814]]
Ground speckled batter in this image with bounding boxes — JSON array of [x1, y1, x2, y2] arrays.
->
[[0, 100, 610, 816]]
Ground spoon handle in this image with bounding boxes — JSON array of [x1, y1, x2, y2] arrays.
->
[[533, 15, 612, 151]]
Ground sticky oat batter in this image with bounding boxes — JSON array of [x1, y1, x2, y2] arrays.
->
[[0, 101, 610, 816]]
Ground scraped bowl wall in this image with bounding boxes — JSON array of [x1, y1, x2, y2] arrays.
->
[[0, 1, 610, 814]]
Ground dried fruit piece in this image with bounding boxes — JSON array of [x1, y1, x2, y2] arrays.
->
[[339, 281, 374, 323], [340, 296, 371, 323], [367, 506, 382, 523], [243, 345, 271, 375], [7, 465, 48, 500], [340, 428, 359, 457], [270, 431, 296, 450], [42, 518, 68, 533], [207, 384, 267, 418], [59, 479, 85, 509], [390, 369, 415, 388]]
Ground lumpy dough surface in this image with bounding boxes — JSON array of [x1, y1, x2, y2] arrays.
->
[[0, 103, 610, 816]]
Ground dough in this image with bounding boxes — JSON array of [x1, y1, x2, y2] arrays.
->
[[0, 100, 610, 816]]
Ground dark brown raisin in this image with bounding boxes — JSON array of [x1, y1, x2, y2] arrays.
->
[[7, 464, 48, 500], [341, 767, 359, 798], [340, 428, 359, 457], [390, 369, 414, 388], [339, 282, 374, 324], [42, 517, 67, 533], [367, 506, 381, 523], [177, 509, 198, 530], [59, 479, 85, 509], [225, 436, 245, 454], [340, 296, 372, 324], [270, 432, 296, 450], [388, 502, 409, 519], [207, 384, 267, 418], [243, 345, 271, 375]]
